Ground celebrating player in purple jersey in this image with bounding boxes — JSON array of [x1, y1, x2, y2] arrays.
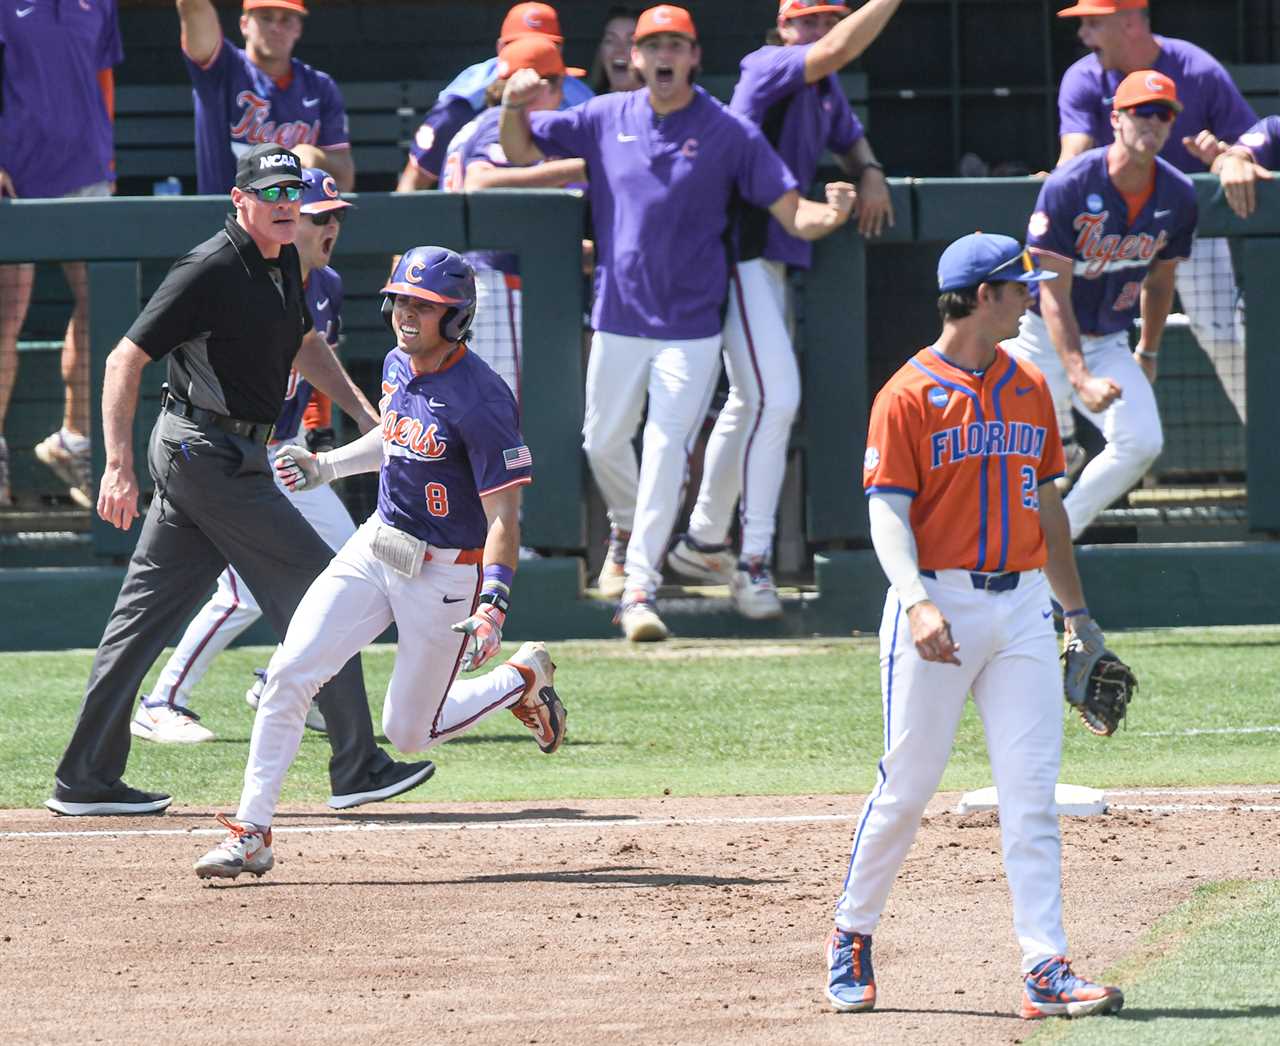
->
[[1184, 116, 1278, 221], [194, 246, 566, 880], [177, 0, 353, 194], [1056, 0, 1255, 422], [669, 0, 900, 620], [1005, 71, 1197, 540], [0, 0, 123, 508], [500, 3, 855, 641]]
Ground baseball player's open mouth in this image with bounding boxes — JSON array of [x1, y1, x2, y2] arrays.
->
[[399, 323, 420, 339], [611, 59, 629, 72], [656, 66, 674, 84], [321, 235, 336, 256]]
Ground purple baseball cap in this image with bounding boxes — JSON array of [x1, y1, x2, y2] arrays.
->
[[299, 168, 353, 214]]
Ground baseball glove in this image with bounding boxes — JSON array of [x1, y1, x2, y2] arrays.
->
[[1061, 619, 1137, 737]]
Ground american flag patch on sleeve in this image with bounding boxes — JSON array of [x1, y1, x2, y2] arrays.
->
[[503, 445, 533, 470]]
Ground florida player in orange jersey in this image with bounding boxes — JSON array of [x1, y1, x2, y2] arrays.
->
[[822, 233, 1124, 1020]]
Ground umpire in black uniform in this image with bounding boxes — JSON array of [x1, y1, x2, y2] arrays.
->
[[48, 144, 434, 816]]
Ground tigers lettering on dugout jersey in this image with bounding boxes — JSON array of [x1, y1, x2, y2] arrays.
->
[[864, 347, 1065, 574], [1026, 148, 1196, 337], [273, 266, 344, 444], [376, 347, 532, 549]]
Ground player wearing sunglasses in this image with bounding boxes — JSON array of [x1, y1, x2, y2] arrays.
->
[[1003, 70, 1198, 539]]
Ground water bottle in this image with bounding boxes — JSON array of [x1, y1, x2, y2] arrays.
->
[[152, 176, 182, 196]]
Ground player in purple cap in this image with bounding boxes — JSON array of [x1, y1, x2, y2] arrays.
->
[[0, 0, 123, 508], [668, 0, 900, 619], [500, 3, 855, 641], [1005, 69, 1197, 540], [176, 0, 353, 194], [1055, 0, 1255, 424], [194, 246, 566, 880], [132, 167, 376, 744]]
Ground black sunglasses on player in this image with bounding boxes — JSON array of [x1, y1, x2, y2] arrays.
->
[[1126, 104, 1176, 124], [307, 209, 347, 227]]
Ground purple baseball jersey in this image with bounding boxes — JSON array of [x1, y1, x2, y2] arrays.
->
[[273, 265, 343, 443], [185, 37, 350, 194], [731, 43, 864, 268], [1026, 148, 1196, 337], [530, 87, 798, 340], [442, 107, 520, 276], [376, 346, 532, 549], [0, 0, 123, 198], [1058, 37, 1256, 174], [1236, 116, 1280, 169]]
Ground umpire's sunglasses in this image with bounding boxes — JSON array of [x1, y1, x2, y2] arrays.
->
[[308, 209, 347, 227], [1124, 104, 1176, 124], [248, 185, 303, 203]]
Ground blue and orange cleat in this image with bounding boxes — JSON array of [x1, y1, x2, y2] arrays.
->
[[825, 927, 876, 1012], [1021, 956, 1124, 1019]]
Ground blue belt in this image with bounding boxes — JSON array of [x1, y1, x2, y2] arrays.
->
[[921, 569, 1021, 592]]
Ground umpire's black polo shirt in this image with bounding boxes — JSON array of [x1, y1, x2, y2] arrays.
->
[[127, 215, 313, 425]]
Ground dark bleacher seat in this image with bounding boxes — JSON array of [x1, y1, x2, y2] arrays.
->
[[1227, 64, 1280, 121]]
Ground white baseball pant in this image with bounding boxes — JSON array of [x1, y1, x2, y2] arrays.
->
[[236, 516, 529, 827], [687, 259, 800, 561], [833, 570, 1068, 971], [1174, 236, 1246, 422], [1004, 311, 1162, 539], [470, 267, 522, 401], [582, 330, 723, 596], [145, 465, 357, 708]]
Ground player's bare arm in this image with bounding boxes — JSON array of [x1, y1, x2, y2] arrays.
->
[[1182, 129, 1227, 167], [293, 332, 379, 432], [396, 159, 437, 193], [801, 0, 903, 84], [175, 0, 221, 67], [1037, 481, 1090, 629], [292, 144, 355, 193], [1134, 258, 1179, 383], [0, 169, 17, 198], [98, 339, 150, 532], [464, 157, 587, 191], [479, 485, 522, 572], [768, 184, 856, 241], [1055, 132, 1094, 169], [499, 69, 550, 166], [840, 139, 893, 238], [1032, 249, 1123, 412], [1210, 147, 1273, 219]]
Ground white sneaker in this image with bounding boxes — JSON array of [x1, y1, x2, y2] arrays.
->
[[616, 594, 670, 642], [245, 669, 326, 733], [194, 815, 274, 880], [34, 431, 93, 509], [596, 527, 629, 598], [731, 559, 784, 620], [131, 701, 215, 744], [505, 641, 567, 753], [667, 534, 735, 585]]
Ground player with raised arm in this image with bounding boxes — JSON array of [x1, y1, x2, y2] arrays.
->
[[499, 4, 855, 641], [824, 232, 1124, 1021], [194, 247, 565, 879], [1005, 71, 1196, 539], [669, 0, 900, 618]]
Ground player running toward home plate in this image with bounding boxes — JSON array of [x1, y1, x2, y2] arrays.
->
[[1005, 70, 1196, 540], [195, 247, 566, 879], [825, 231, 1123, 1020]]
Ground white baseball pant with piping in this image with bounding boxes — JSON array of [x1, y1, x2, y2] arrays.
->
[[1175, 236, 1246, 422]]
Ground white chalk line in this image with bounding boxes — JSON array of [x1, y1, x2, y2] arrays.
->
[[1129, 725, 1280, 738]]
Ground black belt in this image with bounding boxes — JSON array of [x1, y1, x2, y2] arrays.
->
[[921, 569, 1021, 592], [162, 393, 275, 445]]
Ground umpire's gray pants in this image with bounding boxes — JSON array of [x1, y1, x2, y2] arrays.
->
[[54, 410, 391, 797]]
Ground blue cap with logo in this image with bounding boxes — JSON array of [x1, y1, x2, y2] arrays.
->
[[936, 232, 1056, 292], [299, 168, 353, 214]]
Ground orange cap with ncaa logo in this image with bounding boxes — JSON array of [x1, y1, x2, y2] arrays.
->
[[500, 3, 564, 44], [778, 0, 849, 19], [1112, 69, 1183, 113], [496, 36, 587, 80], [635, 5, 698, 42], [1057, 0, 1146, 17], [242, 0, 308, 15]]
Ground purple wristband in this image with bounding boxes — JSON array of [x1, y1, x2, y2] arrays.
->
[[1063, 607, 1089, 619]]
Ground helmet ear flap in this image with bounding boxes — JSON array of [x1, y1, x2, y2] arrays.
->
[[440, 301, 477, 342], [381, 295, 396, 331]]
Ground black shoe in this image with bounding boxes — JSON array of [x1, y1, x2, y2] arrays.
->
[[46, 782, 172, 816], [327, 760, 435, 810]]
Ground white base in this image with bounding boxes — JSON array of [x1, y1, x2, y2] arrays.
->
[[955, 783, 1108, 817]]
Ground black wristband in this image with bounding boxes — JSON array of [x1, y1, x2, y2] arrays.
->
[[479, 591, 510, 615]]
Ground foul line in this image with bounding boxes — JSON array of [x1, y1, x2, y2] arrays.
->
[[1128, 726, 1280, 738]]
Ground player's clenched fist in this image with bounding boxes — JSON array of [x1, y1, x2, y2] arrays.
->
[[503, 67, 546, 110], [1073, 374, 1123, 414], [905, 600, 961, 666], [824, 181, 857, 224], [451, 603, 506, 672], [274, 445, 328, 492]]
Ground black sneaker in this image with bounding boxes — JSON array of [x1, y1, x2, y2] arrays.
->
[[46, 782, 172, 816], [327, 760, 436, 810]]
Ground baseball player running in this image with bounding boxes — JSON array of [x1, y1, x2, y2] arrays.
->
[[500, 4, 855, 641], [195, 247, 566, 879], [1055, 0, 1255, 423], [131, 168, 373, 744], [1005, 71, 1196, 540], [177, 0, 354, 192], [668, 0, 900, 618], [826, 232, 1123, 1020]]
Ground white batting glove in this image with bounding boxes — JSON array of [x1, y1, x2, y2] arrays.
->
[[450, 604, 506, 672], [274, 445, 329, 492]]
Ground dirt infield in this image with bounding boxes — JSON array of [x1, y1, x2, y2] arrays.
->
[[3, 789, 1278, 1045]]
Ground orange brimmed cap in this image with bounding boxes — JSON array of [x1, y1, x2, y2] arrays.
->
[[243, 0, 307, 16], [496, 36, 586, 80], [500, 3, 563, 44], [1057, 0, 1146, 17], [778, 0, 849, 19], [1113, 69, 1182, 113], [635, 5, 697, 42]]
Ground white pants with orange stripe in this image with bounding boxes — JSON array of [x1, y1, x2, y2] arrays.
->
[[144, 464, 357, 708], [470, 267, 522, 401], [582, 330, 723, 597], [687, 258, 800, 560], [833, 570, 1069, 972], [235, 515, 529, 827]]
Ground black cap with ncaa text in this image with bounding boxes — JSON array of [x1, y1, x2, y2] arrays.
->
[[235, 144, 305, 191]]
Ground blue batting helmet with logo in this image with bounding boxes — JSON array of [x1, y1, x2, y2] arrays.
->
[[380, 246, 477, 342]]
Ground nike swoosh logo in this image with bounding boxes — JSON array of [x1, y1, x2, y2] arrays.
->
[[1042, 609, 1053, 619], [1153, 209, 1172, 218], [1015, 385, 1034, 396], [617, 133, 638, 143], [428, 397, 447, 408], [443, 596, 466, 604], [303, 97, 321, 108], [316, 297, 329, 309], [16, 6, 35, 16]]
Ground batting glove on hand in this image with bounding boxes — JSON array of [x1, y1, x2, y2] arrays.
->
[[451, 603, 506, 672], [274, 445, 339, 492]]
